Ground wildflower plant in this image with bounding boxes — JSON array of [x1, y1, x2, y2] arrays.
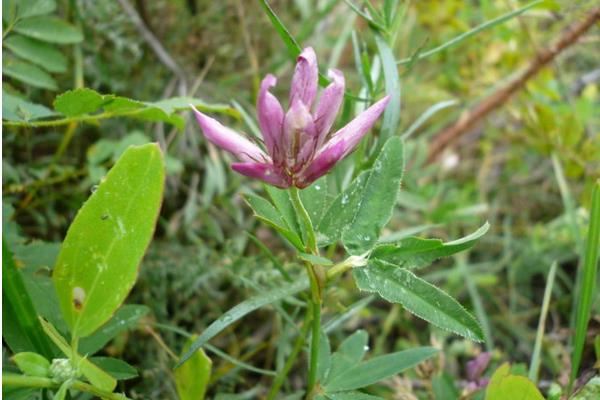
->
[[183, 47, 489, 399]]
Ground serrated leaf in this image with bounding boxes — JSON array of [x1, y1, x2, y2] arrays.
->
[[79, 305, 150, 355], [53, 88, 107, 117], [2, 91, 57, 121], [14, 16, 83, 44], [3, 59, 57, 90], [485, 363, 544, 400], [242, 193, 304, 251], [175, 336, 212, 400], [90, 357, 138, 380], [371, 223, 490, 269], [353, 260, 484, 341], [52, 144, 165, 338], [12, 352, 50, 377], [4, 35, 67, 73], [177, 278, 308, 367], [342, 137, 404, 255], [324, 347, 438, 392]]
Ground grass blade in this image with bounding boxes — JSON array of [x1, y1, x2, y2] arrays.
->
[[401, 99, 458, 140], [569, 180, 600, 393]]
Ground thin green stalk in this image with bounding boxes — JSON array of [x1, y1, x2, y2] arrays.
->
[[307, 298, 322, 396], [2, 374, 128, 400], [267, 303, 313, 400], [569, 180, 600, 393], [529, 261, 557, 383], [289, 187, 317, 254]]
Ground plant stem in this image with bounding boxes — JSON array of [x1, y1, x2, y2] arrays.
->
[[267, 303, 313, 400], [288, 187, 323, 398], [2, 374, 128, 400]]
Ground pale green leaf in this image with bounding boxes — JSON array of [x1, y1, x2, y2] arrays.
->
[[324, 347, 438, 392], [353, 260, 484, 341], [325, 330, 369, 384], [2, 91, 58, 121], [14, 0, 56, 18], [53, 88, 107, 117], [175, 335, 212, 400], [52, 144, 165, 338], [375, 35, 401, 146], [342, 137, 405, 255], [12, 352, 50, 377], [14, 16, 83, 44], [485, 363, 544, 400], [300, 177, 329, 225], [3, 59, 57, 90], [326, 392, 384, 400], [317, 330, 332, 382], [4, 35, 67, 73]]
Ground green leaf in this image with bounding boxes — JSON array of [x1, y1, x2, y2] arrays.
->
[[14, 0, 56, 19], [265, 185, 302, 236], [3, 59, 58, 90], [374, 35, 401, 148], [79, 305, 150, 355], [317, 171, 370, 247], [298, 252, 333, 266], [12, 352, 50, 377], [39, 318, 116, 392], [53, 88, 107, 117], [2, 91, 57, 121], [485, 363, 544, 400], [300, 177, 329, 225], [370, 223, 490, 269], [176, 278, 308, 368], [316, 330, 332, 382], [53, 381, 70, 400], [341, 137, 405, 255], [53, 144, 165, 339], [323, 347, 438, 392], [175, 336, 212, 400], [4, 35, 67, 73], [14, 16, 83, 44], [326, 392, 384, 400], [353, 260, 484, 341], [2, 239, 55, 359], [325, 330, 369, 384], [90, 357, 138, 380], [242, 193, 304, 251]]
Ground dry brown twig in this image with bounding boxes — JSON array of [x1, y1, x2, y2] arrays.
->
[[426, 6, 600, 164]]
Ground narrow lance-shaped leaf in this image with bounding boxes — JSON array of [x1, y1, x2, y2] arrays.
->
[[342, 136, 404, 255], [353, 260, 484, 341], [53, 144, 165, 339]]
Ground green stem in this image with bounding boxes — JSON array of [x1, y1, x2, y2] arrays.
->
[[289, 187, 317, 254], [2, 374, 128, 400], [307, 297, 322, 396], [267, 303, 313, 400]]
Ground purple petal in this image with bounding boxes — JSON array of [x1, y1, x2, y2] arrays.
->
[[191, 106, 266, 162], [289, 47, 318, 108], [283, 99, 316, 165], [466, 352, 492, 382], [320, 95, 391, 159], [231, 162, 290, 188], [296, 139, 345, 188], [314, 69, 345, 139], [257, 74, 284, 162]]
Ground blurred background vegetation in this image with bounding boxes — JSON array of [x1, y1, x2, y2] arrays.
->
[[3, 0, 599, 398]]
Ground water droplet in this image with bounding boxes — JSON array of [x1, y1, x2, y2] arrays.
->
[[363, 345, 370, 351], [90, 185, 99, 193], [315, 185, 321, 191], [219, 314, 233, 323], [73, 287, 85, 310], [116, 218, 126, 236], [341, 194, 349, 205]]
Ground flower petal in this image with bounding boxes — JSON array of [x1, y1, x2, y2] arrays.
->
[[296, 139, 345, 188], [231, 162, 290, 188], [289, 47, 318, 108], [314, 69, 345, 139], [320, 95, 391, 159], [257, 74, 284, 161], [283, 99, 316, 167], [191, 106, 265, 162]]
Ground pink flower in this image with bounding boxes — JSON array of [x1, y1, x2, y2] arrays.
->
[[191, 47, 391, 188]]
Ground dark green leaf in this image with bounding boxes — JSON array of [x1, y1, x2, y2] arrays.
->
[[326, 330, 369, 384], [90, 357, 138, 380], [370, 223, 490, 269], [4, 35, 67, 73], [342, 137, 404, 255], [53, 144, 165, 338], [353, 260, 484, 341], [3, 59, 57, 90], [53, 88, 107, 117], [326, 392, 384, 400], [14, 0, 56, 19], [300, 177, 329, 226], [317, 330, 331, 382], [324, 347, 438, 392], [14, 16, 83, 44], [176, 278, 308, 367], [265, 185, 302, 236]]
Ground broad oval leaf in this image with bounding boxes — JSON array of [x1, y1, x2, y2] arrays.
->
[[4, 35, 67, 73], [14, 16, 83, 44], [175, 336, 212, 400], [324, 347, 438, 392], [353, 260, 484, 341], [53, 88, 107, 117], [485, 363, 544, 400], [53, 144, 165, 338], [342, 137, 405, 255], [12, 352, 50, 377]]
